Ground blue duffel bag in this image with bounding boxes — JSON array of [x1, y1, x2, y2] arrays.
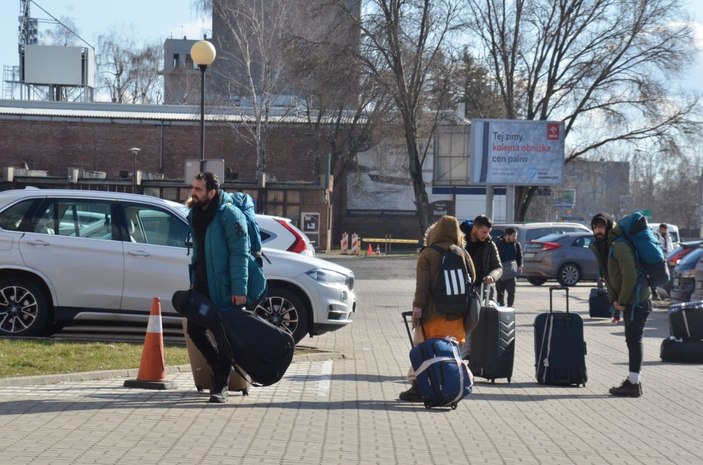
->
[[409, 337, 473, 409]]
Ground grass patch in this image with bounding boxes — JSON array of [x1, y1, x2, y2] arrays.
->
[[0, 339, 189, 379]]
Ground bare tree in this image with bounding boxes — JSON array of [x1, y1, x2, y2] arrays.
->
[[331, 0, 465, 235], [96, 32, 163, 104], [210, 0, 296, 192], [465, 0, 700, 220], [40, 16, 81, 46]]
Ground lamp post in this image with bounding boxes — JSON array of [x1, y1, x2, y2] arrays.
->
[[191, 39, 216, 172], [128, 147, 140, 192]]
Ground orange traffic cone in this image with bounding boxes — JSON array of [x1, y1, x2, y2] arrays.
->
[[367, 243, 373, 256], [124, 297, 177, 390], [376, 244, 381, 255]]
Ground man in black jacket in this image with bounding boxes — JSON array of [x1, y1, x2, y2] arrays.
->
[[460, 215, 502, 359], [495, 227, 522, 307], [461, 215, 503, 290]]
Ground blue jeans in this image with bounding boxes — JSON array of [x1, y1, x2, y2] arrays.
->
[[622, 300, 651, 373]]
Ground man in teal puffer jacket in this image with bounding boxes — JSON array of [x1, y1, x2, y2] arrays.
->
[[187, 172, 250, 403]]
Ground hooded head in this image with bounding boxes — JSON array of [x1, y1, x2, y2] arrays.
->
[[590, 212, 614, 242], [423, 215, 464, 248]]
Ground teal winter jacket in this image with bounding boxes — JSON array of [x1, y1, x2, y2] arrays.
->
[[188, 192, 250, 310]]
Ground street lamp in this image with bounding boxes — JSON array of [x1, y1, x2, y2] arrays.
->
[[128, 147, 140, 192], [191, 39, 216, 172]]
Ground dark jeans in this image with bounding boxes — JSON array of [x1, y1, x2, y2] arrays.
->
[[622, 300, 652, 374], [187, 319, 231, 377], [495, 278, 516, 307]]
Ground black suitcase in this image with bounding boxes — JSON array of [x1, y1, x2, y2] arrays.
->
[[660, 337, 703, 363], [588, 284, 611, 318], [467, 291, 515, 383], [534, 286, 587, 386], [668, 301, 703, 340], [172, 289, 295, 387]]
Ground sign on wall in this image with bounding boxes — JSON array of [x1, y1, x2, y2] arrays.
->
[[471, 119, 565, 186]]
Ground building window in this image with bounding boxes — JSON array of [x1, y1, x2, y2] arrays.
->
[[186, 54, 194, 68], [172, 53, 180, 68], [266, 190, 302, 226]]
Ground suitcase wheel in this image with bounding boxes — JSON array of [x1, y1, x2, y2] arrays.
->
[[450, 402, 458, 410], [196, 385, 205, 393], [242, 388, 249, 396], [490, 379, 495, 384], [424, 401, 432, 409], [508, 377, 511, 383]]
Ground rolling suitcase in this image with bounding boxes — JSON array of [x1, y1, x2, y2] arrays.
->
[[181, 319, 250, 395], [468, 289, 515, 383], [401, 312, 473, 409], [668, 301, 703, 340], [534, 286, 587, 386], [588, 282, 611, 318]]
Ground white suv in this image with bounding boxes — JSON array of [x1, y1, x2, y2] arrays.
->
[[0, 189, 355, 342]]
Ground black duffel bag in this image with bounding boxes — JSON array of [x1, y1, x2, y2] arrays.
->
[[660, 337, 703, 364], [172, 289, 295, 386]]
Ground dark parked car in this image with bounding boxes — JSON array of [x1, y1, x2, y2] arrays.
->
[[522, 232, 600, 286], [690, 256, 703, 302], [670, 246, 703, 303], [658, 240, 703, 297]]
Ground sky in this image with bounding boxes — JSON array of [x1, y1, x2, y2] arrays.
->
[[0, 0, 702, 98], [0, 0, 209, 97]]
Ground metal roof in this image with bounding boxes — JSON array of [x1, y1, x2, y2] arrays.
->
[[0, 99, 362, 124]]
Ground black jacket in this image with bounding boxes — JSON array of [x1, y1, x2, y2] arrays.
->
[[465, 235, 503, 282], [496, 237, 522, 267]]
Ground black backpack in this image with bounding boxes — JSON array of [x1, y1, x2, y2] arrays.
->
[[429, 245, 473, 316]]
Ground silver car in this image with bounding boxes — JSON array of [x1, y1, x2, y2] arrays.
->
[[0, 189, 355, 342], [522, 232, 600, 286]]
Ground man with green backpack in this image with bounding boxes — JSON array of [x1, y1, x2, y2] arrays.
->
[[589, 212, 660, 398]]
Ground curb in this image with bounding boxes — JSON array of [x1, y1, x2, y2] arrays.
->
[[0, 350, 342, 387]]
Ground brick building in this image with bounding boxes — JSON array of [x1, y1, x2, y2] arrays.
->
[[0, 99, 337, 247]]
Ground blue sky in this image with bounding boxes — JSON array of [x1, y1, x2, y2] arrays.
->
[[0, 0, 701, 97], [0, 0, 208, 86]]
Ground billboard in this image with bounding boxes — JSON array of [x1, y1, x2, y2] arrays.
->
[[23, 45, 95, 87], [471, 119, 565, 186]]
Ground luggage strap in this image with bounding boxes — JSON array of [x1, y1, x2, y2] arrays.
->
[[537, 314, 555, 383], [682, 310, 692, 339]]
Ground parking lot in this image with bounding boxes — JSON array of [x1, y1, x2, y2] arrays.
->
[[0, 256, 702, 465]]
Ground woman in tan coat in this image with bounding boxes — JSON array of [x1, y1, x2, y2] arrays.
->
[[399, 215, 477, 402]]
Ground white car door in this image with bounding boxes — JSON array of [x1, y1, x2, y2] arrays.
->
[[120, 203, 191, 316], [18, 198, 124, 309]]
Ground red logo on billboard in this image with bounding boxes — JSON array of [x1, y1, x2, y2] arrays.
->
[[547, 123, 560, 140]]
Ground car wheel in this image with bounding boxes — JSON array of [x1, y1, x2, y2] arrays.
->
[[0, 278, 50, 337], [254, 287, 309, 343], [527, 277, 547, 286], [558, 263, 581, 287]]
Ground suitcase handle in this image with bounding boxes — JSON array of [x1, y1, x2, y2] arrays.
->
[[401, 311, 414, 348], [549, 286, 570, 313]]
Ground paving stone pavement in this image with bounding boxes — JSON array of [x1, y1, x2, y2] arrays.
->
[[1, 278, 702, 465]]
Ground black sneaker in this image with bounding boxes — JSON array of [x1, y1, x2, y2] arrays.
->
[[609, 379, 642, 397], [399, 381, 424, 402], [209, 363, 233, 404]]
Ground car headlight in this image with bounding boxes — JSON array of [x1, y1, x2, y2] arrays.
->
[[306, 268, 351, 286]]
